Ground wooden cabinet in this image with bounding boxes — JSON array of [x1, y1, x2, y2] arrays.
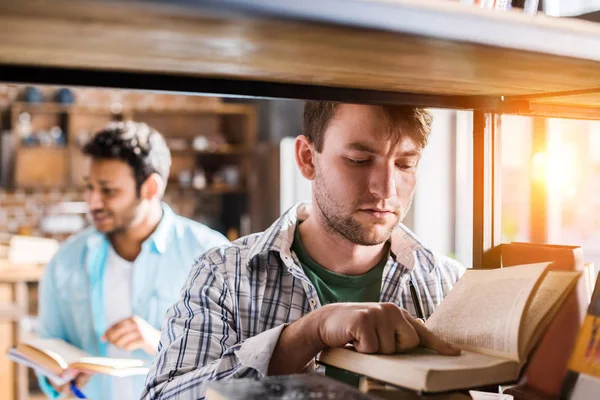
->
[[14, 147, 69, 188]]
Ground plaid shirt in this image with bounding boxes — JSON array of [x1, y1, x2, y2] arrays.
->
[[141, 203, 466, 400]]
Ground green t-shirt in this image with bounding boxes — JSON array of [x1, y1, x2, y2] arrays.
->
[[291, 222, 387, 305], [291, 222, 389, 387]]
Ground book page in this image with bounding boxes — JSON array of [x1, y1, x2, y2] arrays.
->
[[425, 262, 550, 361], [319, 347, 520, 392], [519, 270, 580, 358], [69, 357, 148, 377], [75, 357, 146, 369], [22, 338, 90, 368]]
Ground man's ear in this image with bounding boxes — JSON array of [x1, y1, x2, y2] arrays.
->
[[140, 173, 164, 200], [295, 135, 317, 180]]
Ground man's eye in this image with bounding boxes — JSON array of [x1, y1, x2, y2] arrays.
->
[[101, 188, 114, 195], [347, 158, 370, 165], [397, 164, 416, 171]]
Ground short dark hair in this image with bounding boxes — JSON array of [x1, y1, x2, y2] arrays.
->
[[303, 102, 433, 152], [82, 121, 171, 195]]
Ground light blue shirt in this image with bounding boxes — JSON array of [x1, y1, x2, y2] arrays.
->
[[36, 203, 229, 399]]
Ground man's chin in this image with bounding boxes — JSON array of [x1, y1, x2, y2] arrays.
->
[[348, 224, 395, 246], [93, 223, 114, 234]]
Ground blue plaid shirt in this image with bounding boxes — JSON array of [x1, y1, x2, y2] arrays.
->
[[141, 203, 466, 399]]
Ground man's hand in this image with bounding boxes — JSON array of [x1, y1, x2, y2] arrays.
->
[[269, 302, 460, 375], [101, 315, 160, 355], [49, 373, 92, 396], [317, 302, 461, 355]]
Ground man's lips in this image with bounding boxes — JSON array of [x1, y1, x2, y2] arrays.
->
[[92, 213, 110, 222], [360, 209, 397, 218]]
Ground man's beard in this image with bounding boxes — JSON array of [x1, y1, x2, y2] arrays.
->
[[313, 168, 400, 246], [94, 199, 143, 236]]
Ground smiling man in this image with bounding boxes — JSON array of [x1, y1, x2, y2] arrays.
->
[[142, 102, 466, 400], [36, 121, 228, 400]]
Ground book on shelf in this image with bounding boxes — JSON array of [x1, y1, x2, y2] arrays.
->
[[560, 271, 600, 400], [501, 242, 588, 396], [7, 338, 148, 386], [318, 261, 580, 393]]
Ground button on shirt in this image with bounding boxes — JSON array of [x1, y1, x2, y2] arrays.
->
[[142, 202, 466, 400]]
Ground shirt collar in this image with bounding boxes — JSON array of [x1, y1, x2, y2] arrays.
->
[[145, 203, 174, 254], [248, 202, 430, 272], [85, 202, 174, 255]]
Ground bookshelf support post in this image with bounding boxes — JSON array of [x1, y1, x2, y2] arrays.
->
[[473, 112, 502, 269]]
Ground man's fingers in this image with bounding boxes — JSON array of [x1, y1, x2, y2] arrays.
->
[[113, 331, 140, 349], [54, 382, 70, 395], [103, 318, 135, 342], [75, 373, 92, 388], [394, 312, 420, 352], [408, 318, 461, 356], [123, 339, 145, 351], [352, 323, 380, 354], [375, 317, 396, 354]]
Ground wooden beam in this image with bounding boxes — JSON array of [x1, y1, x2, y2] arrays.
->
[[473, 112, 502, 269], [2, 0, 600, 104], [530, 118, 548, 244]]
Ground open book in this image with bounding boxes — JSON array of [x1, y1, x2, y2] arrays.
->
[[7, 338, 149, 386], [318, 262, 581, 393]]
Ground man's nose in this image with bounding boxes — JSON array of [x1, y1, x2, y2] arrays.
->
[[370, 163, 396, 200], [86, 190, 104, 211]]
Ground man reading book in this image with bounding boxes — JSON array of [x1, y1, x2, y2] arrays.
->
[[37, 122, 229, 399], [141, 102, 466, 400]]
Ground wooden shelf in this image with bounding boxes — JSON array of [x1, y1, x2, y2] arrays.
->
[[11, 102, 71, 114], [11, 102, 255, 116], [12, 102, 124, 115], [2, 0, 600, 115], [167, 183, 245, 194], [201, 186, 245, 194], [171, 146, 249, 156], [0, 263, 44, 283], [132, 103, 255, 116]]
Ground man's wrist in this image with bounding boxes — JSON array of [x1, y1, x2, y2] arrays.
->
[[269, 309, 328, 375], [295, 308, 327, 355]]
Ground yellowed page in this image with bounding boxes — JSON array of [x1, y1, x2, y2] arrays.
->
[[519, 270, 580, 358], [22, 338, 89, 369], [425, 262, 550, 361], [71, 357, 148, 376]]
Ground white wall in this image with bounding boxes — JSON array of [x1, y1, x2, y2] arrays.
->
[[454, 111, 474, 268], [279, 137, 312, 214], [545, 0, 600, 16], [412, 110, 457, 258]]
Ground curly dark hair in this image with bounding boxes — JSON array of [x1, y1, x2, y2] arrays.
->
[[82, 121, 171, 196], [304, 102, 432, 152]]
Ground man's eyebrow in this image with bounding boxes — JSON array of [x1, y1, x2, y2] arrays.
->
[[346, 142, 422, 157], [398, 149, 422, 157], [84, 178, 112, 185], [346, 142, 379, 154]]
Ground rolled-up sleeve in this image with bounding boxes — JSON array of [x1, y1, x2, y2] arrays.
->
[[141, 252, 285, 400]]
